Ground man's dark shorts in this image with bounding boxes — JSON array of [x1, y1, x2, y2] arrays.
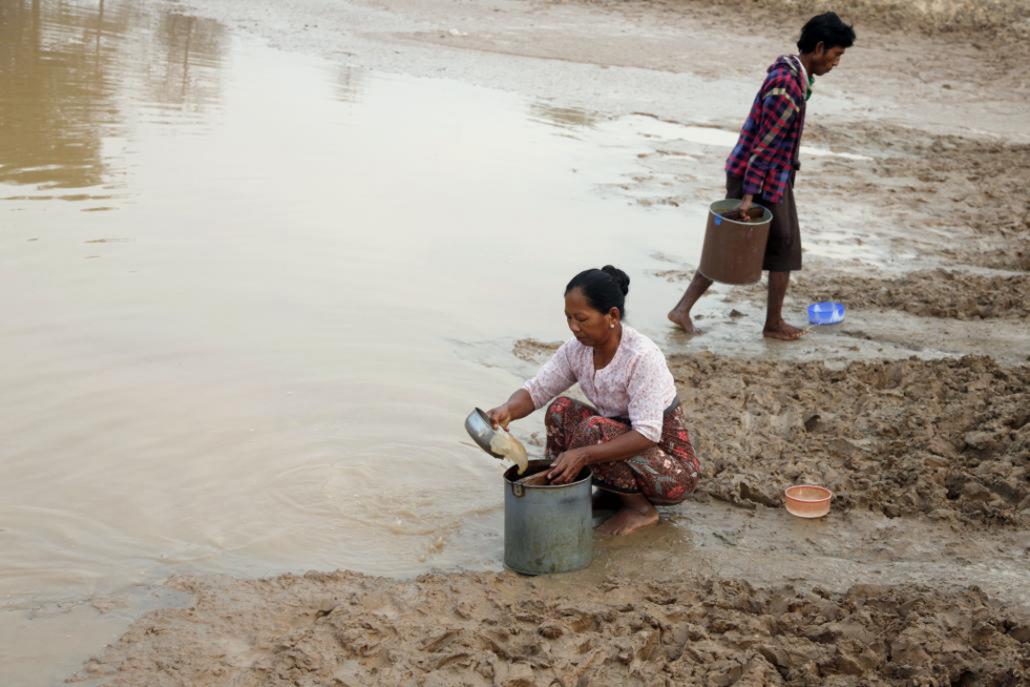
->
[[726, 174, 802, 272]]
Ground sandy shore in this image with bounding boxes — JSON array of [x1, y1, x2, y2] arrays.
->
[[71, 0, 1028, 684]]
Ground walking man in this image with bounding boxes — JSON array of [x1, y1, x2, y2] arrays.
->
[[668, 12, 855, 340]]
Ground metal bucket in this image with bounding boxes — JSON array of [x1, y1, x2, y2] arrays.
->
[[697, 199, 772, 284], [503, 460, 592, 575]]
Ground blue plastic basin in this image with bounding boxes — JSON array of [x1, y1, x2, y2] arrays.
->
[[808, 302, 845, 325]]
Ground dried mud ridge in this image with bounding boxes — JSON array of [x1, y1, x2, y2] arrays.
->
[[635, 118, 1030, 273], [74, 570, 1030, 687], [671, 353, 1029, 527], [791, 269, 1030, 320], [801, 124, 1030, 271], [656, 267, 1030, 320], [511, 343, 1028, 528], [554, 0, 1030, 39]]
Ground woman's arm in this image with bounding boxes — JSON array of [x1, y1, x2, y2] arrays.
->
[[485, 389, 535, 430], [548, 346, 672, 484], [487, 342, 576, 429], [547, 430, 655, 484]]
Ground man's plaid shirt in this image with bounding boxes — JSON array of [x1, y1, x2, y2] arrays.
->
[[725, 55, 807, 205]]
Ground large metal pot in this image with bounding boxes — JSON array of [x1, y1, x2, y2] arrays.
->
[[503, 460, 592, 575]]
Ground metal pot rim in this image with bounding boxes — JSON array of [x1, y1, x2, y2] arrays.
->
[[503, 459, 591, 488]]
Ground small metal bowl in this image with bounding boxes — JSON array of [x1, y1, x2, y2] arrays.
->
[[465, 407, 504, 458]]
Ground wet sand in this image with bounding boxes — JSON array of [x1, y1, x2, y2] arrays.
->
[[793, 270, 1030, 320], [670, 354, 1028, 526], [3, 0, 1028, 684], [513, 342, 1029, 526], [660, 267, 1030, 321], [72, 345, 1030, 684], [74, 569, 1029, 686]]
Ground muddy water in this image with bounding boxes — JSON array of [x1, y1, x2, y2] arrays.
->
[[0, 1, 720, 682], [4, 2, 1027, 684]]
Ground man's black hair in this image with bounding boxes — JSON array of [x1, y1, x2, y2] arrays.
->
[[797, 12, 856, 53]]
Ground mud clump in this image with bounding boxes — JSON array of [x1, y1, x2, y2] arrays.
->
[[658, 266, 1030, 320], [792, 269, 1030, 320], [801, 124, 1030, 269], [670, 353, 1029, 527], [74, 570, 1029, 686], [967, 247, 1030, 273], [864, 137, 1030, 244], [513, 338, 562, 363]]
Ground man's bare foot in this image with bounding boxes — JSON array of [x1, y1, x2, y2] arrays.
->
[[667, 308, 699, 334], [763, 320, 806, 341], [596, 494, 659, 536]]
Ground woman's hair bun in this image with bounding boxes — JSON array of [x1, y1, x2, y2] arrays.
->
[[601, 265, 630, 296], [565, 266, 630, 318]]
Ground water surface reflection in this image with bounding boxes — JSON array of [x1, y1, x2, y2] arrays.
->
[[0, 5, 701, 683], [0, 0, 225, 199]]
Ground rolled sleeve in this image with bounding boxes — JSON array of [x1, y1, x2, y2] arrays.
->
[[522, 341, 576, 410], [625, 353, 672, 444]]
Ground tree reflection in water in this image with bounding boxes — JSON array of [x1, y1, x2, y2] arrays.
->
[[0, 0, 226, 197]]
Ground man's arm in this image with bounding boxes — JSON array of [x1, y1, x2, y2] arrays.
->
[[742, 87, 801, 202]]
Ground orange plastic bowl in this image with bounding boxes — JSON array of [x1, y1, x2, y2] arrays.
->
[[784, 485, 833, 518]]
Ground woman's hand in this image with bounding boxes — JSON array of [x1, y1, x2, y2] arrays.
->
[[547, 448, 590, 484], [485, 390, 535, 429], [486, 404, 514, 430]]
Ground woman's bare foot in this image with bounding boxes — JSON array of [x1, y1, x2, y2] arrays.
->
[[763, 319, 806, 341], [596, 494, 659, 536], [667, 308, 699, 334]]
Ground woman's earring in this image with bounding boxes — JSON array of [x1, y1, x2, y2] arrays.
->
[[610, 323, 615, 329]]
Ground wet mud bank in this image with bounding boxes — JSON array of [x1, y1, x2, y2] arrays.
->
[[801, 127, 1030, 271], [658, 267, 1030, 321], [671, 353, 1029, 527], [555, 1, 1030, 48], [658, 266, 1030, 321], [790, 270, 1030, 320], [74, 569, 1030, 686], [54, 0, 1030, 684], [511, 341, 1029, 528], [632, 122, 1030, 273]]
